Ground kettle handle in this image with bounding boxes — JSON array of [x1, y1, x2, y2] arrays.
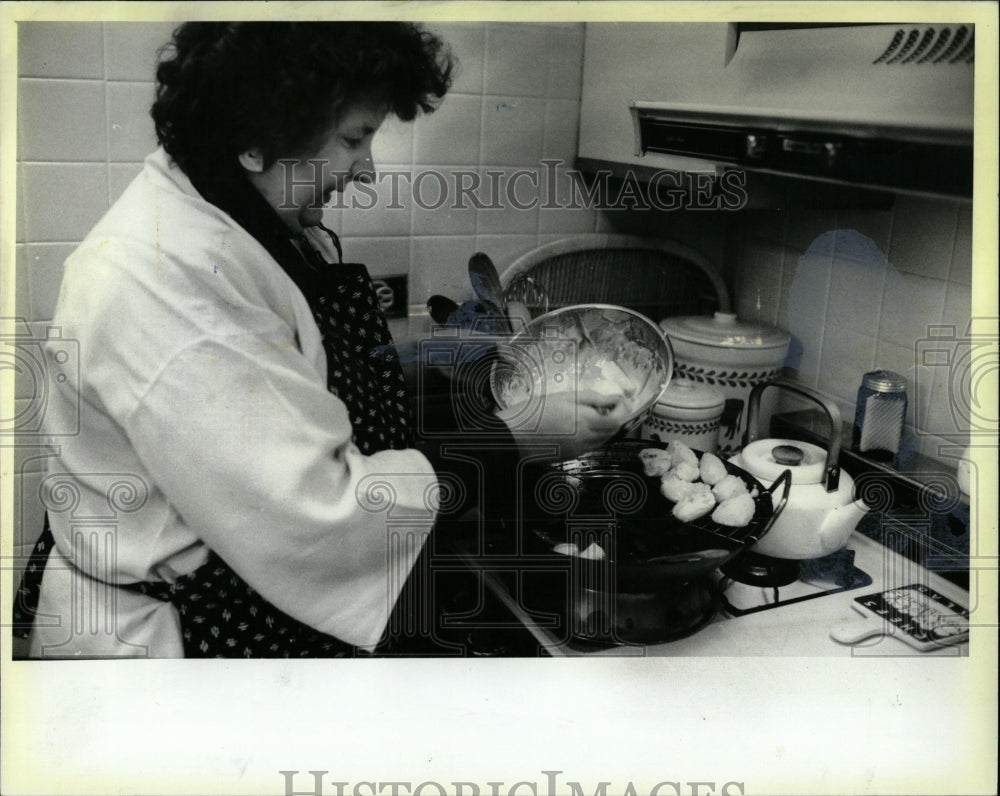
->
[[743, 379, 843, 493]]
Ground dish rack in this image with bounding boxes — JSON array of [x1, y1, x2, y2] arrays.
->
[[500, 234, 731, 322]]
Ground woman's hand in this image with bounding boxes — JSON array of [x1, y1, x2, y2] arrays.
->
[[496, 388, 631, 462]]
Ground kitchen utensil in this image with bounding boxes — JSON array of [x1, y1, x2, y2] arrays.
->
[[491, 304, 674, 440], [641, 377, 726, 452], [427, 294, 460, 326], [730, 379, 869, 560], [503, 272, 551, 319], [659, 312, 791, 456], [468, 252, 512, 333], [520, 439, 791, 644], [853, 369, 907, 457], [830, 584, 968, 651]]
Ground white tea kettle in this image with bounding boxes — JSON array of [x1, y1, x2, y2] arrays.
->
[[730, 380, 869, 560]]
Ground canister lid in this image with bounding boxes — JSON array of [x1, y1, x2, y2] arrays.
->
[[659, 312, 791, 350], [862, 369, 907, 393], [655, 378, 726, 412]]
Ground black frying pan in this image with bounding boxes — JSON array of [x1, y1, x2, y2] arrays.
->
[[524, 440, 791, 592]]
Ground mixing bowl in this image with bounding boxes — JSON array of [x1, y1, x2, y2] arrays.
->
[[490, 304, 674, 438]]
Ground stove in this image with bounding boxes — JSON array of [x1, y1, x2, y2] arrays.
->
[[717, 547, 873, 616]]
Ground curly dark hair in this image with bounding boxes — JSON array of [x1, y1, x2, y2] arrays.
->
[[151, 22, 454, 177]]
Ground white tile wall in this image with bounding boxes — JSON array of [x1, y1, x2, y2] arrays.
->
[[21, 163, 110, 242], [107, 81, 158, 161], [18, 22, 104, 78], [483, 24, 552, 97], [429, 24, 485, 94], [103, 22, 178, 81], [18, 79, 107, 161], [735, 191, 974, 462]]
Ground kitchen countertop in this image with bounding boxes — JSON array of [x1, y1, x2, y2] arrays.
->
[[476, 531, 971, 658]]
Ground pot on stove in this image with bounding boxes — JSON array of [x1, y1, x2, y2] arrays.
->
[[730, 380, 869, 560]]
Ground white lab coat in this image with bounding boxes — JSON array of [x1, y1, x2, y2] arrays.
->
[[30, 149, 437, 658]]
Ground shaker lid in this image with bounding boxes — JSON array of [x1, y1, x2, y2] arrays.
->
[[656, 377, 726, 411], [659, 312, 791, 350], [862, 369, 907, 393]]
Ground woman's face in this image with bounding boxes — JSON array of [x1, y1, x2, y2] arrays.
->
[[246, 104, 386, 232]]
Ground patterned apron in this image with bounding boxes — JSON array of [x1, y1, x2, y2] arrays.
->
[[15, 213, 415, 657]]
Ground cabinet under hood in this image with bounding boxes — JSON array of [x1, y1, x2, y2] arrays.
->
[[578, 23, 974, 199]]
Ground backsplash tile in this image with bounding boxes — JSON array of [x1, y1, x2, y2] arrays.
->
[[372, 115, 414, 168], [107, 81, 158, 161], [429, 23, 486, 95], [410, 235, 478, 303], [21, 163, 109, 243], [480, 96, 547, 166], [104, 22, 176, 81], [15, 246, 31, 323], [546, 26, 585, 99], [818, 325, 878, 408], [734, 238, 784, 327], [26, 243, 77, 321], [18, 22, 104, 79], [888, 194, 958, 280], [542, 99, 580, 161], [108, 162, 144, 203], [16, 163, 26, 242], [484, 24, 551, 98], [340, 237, 411, 279], [537, 202, 598, 236], [339, 175, 413, 238], [877, 270, 946, 349], [826, 246, 886, 337], [412, 94, 482, 166], [941, 281, 972, 332], [410, 166, 478, 237], [476, 167, 540, 234], [949, 205, 972, 285], [737, 187, 974, 461], [835, 207, 893, 258], [784, 204, 838, 253], [474, 234, 539, 276], [18, 79, 106, 161]]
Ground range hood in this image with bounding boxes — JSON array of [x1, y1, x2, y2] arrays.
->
[[627, 24, 975, 198]]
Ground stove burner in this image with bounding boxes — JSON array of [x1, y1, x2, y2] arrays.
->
[[719, 547, 873, 616], [721, 551, 801, 587]]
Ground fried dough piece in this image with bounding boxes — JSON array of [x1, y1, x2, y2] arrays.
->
[[660, 473, 697, 503], [712, 493, 756, 527], [672, 483, 716, 522], [712, 474, 748, 502], [699, 452, 728, 486], [667, 439, 698, 467], [673, 460, 700, 482], [639, 448, 673, 477]]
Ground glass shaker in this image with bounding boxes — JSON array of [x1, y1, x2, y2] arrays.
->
[[853, 369, 907, 458]]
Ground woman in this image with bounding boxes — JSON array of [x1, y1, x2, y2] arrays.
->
[[18, 22, 628, 658]]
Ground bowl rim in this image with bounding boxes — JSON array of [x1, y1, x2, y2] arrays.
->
[[490, 303, 675, 433]]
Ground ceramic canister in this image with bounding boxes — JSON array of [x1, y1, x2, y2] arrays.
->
[[659, 312, 791, 457], [641, 378, 726, 453]]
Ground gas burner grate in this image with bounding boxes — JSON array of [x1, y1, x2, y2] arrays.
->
[[719, 547, 873, 616]]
